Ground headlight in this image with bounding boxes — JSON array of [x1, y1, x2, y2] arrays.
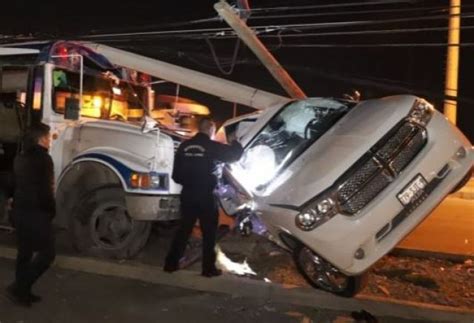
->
[[408, 99, 434, 126], [130, 172, 163, 190], [295, 197, 338, 231]]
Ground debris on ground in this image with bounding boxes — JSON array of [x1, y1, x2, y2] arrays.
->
[[239, 235, 474, 309], [216, 245, 256, 276]]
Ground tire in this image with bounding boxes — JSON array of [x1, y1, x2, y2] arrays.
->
[[293, 244, 367, 297], [450, 167, 472, 194], [69, 186, 151, 259]]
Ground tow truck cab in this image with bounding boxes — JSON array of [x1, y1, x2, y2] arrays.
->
[[0, 41, 180, 258]]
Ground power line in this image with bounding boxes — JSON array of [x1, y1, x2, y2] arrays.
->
[[85, 17, 221, 36], [250, 5, 468, 20], [84, 23, 474, 43], [249, 13, 474, 33], [80, 12, 474, 41], [205, 37, 241, 75], [281, 43, 474, 48], [79, 3, 468, 39], [233, 26, 474, 39], [249, 0, 419, 13], [102, 45, 474, 106]]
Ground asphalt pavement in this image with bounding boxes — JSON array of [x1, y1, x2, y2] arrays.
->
[[0, 258, 428, 323], [0, 180, 472, 322]]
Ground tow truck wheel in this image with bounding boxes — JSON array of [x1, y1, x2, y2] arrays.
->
[[293, 245, 366, 297], [69, 186, 151, 259]]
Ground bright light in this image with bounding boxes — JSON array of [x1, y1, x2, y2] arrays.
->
[[215, 245, 256, 276], [92, 96, 103, 109], [231, 145, 276, 192], [112, 87, 122, 95]]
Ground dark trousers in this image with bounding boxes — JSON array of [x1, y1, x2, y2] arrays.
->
[[12, 221, 56, 296], [165, 192, 219, 272]]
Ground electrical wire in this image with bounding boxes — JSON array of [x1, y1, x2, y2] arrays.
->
[[79, 3, 467, 39], [223, 59, 474, 105], [227, 26, 474, 39], [248, 13, 474, 33], [79, 12, 474, 41], [248, 0, 420, 13], [205, 37, 241, 75], [249, 5, 467, 20], [85, 17, 221, 37], [281, 43, 474, 48], [106, 46, 474, 106]]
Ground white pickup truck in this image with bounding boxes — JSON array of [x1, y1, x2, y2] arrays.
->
[[217, 96, 473, 296]]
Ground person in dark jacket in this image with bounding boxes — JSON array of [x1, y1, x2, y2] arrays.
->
[[6, 123, 56, 307], [164, 117, 243, 277]]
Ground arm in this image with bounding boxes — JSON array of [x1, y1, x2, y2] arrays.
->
[[208, 140, 244, 163], [171, 146, 184, 185], [39, 154, 56, 217]]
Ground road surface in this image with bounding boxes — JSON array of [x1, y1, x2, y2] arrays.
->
[[0, 258, 425, 323]]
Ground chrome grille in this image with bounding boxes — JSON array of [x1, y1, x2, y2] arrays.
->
[[390, 127, 425, 173], [340, 171, 391, 214], [376, 122, 414, 161], [337, 120, 427, 215], [338, 158, 381, 202]]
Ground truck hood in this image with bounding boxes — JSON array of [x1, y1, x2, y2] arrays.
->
[[261, 95, 419, 207], [76, 120, 174, 171]]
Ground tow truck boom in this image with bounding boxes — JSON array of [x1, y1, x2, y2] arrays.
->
[[83, 42, 291, 110]]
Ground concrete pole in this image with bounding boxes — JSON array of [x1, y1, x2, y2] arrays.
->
[[84, 42, 290, 110], [443, 0, 461, 124], [214, 0, 307, 99]]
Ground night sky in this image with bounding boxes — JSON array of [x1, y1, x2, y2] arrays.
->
[[1, 0, 473, 141]]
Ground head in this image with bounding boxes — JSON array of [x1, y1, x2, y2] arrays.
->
[[198, 117, 216, 138], [25, 123, 51, 150]]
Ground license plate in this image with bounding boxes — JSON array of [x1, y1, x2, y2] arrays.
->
[[397, 174, 427, 206]]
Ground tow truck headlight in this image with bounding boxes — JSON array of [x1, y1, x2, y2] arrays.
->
[[408, 99, 434, 126], [130, 172, 162, 190], [295, 197, 337, 231]]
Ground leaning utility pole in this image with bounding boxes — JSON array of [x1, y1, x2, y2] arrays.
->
[[214, 0, 307, 99], [443, 0, 461, 124]]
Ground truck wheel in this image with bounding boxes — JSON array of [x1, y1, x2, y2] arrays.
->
[[293, 245, 366, 297], [69, 186, 151, 259]]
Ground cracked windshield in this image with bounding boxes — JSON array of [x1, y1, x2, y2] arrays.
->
[[232, 98, 351, 192]]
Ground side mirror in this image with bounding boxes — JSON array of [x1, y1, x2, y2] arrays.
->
[[64, 97, 80, 120], [141, 116, 159, 133], [343, 90, 361, 102]]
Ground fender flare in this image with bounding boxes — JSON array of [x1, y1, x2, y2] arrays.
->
[[57, 154, 130, 192]]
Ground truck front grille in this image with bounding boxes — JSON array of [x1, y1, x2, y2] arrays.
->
[[336, 120, 427, 215]]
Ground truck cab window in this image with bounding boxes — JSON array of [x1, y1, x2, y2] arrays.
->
[[52, 68, 146, 121]]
